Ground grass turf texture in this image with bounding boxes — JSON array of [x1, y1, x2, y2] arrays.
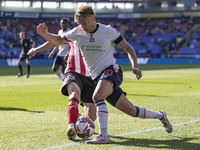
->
[[0, 64, 200, 150]]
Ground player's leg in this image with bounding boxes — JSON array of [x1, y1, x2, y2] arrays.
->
[[52, 63, 64, 80], [86, 64, 121, 144], [114, 93, 172, 133], [26, 58, 30, 78], [61, 72, 86, 140], [17, 56, 23, 77], [80, 75, 96, 121], [93, 79, 113, 135], [53, 56, 64, 81], [86, 79, 113, 144], [82, 102, 96, 122], [65, 82, 81, 140], [115, 93, 162, 118]]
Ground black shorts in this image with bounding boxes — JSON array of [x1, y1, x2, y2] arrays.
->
[[61, 72, 95, 106], [19, 53, 30, 61], [54, 56, 65, 66], [94, 64, 125, 107]]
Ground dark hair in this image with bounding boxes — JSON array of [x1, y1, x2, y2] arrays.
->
[[61, 18, 70, 23]]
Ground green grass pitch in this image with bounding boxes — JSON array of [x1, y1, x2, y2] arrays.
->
[[0, 64, 200, 150]]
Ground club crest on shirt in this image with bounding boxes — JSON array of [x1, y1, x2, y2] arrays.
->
[[89, 34, 95, 43]]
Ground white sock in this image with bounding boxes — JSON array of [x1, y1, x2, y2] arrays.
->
[[55, 69, 64, 81], [135, 106, 163, 119], [95, 100, 108, 137]]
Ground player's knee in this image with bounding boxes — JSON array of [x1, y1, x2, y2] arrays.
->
[[92, 94, 99, 102], [69, 92, 80, 100], [92, 92, 105, 102]]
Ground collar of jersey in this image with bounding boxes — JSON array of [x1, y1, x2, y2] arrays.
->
[[90, 23, 99, 34]]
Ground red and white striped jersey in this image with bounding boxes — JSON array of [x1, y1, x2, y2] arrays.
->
[[65, 41, 90, 77]]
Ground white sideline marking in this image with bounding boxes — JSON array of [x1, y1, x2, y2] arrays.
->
[[38, 118, 200, 150]]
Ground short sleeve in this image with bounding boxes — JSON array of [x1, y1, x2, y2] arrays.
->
[[61, 28, 77, 42], [107, 25, 121, 42]]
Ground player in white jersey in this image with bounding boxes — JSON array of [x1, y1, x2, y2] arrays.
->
[[35, 5, 172, 144], [28, 41, 96, 140], [48, 18, 70, 81]]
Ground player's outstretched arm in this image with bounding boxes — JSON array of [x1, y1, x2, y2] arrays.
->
[[117, 39, 142, 80], [27, 41, 56, 59], [37, 23, 67, 46]]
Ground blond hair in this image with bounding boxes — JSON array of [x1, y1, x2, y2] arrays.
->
[[74, 5, 95, 24]]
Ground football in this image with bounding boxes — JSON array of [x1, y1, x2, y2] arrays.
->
[[75, 117, 95, 139]]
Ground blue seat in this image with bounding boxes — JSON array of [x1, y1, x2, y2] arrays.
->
[[150, 45, 161, 54], [179, 47, 198, 54], [131, 43, 145, 53], [0, 44, 8, 50]]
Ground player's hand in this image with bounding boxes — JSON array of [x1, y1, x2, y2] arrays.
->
[[37, 23, 48, 38], [132, 67, 142, 80], [27, 48, 37, 59]]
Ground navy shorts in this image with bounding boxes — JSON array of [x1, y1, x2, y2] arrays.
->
[[54, 56, 65, 66], [61, 72, 95, 106], [94, 64, 125, 106], [19, 53, 30, 61]]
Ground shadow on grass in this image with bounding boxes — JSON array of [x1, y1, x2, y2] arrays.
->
[[124, 80, 188, 85], [127, 94, 168, 98], [0, 107, 45, 113], [110, 135, 199, 149]]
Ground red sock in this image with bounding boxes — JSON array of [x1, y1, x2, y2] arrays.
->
[[67, 97, 79, 124]]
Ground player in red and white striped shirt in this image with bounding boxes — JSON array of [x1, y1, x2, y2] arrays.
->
[[61, 41, 96, 140], [65, 41, 90, 77], [28, 40, 96, 140]]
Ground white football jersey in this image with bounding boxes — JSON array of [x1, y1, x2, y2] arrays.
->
[[63, 23, 120, 79], [57, 28, 70, 56]]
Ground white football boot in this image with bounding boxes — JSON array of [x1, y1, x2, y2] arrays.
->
[[85, 134, 111, 144], [66, 123, 76, 140], [159, 111, 172, 133]]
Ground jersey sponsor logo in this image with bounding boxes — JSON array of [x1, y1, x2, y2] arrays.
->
[[80, 45, 105, 52], [85, 45, 102, 51]]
